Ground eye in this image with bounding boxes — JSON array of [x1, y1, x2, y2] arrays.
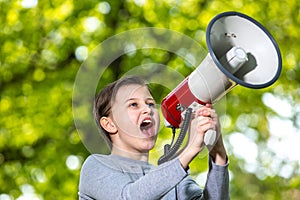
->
[[129, 102, 138, 107], [147, 102, 156, 108]]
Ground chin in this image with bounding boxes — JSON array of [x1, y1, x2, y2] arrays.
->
[[140, 140, 156, 152]]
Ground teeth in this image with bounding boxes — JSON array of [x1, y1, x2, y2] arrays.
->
[[143, 119, 151, 123], [141, 119, 152, 128]]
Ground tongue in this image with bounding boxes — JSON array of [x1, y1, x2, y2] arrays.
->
[[141, 127, 155, 137]]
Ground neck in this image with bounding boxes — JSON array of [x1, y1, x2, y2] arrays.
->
[[111, 146, 149, 162]]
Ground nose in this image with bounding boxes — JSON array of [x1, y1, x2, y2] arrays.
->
[[141, 103, 152, 115]]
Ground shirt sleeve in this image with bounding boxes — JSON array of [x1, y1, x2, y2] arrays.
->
[[78, 155, 188, 200], [203, 156, 230, 200], [176, 175, 204, 199], [175, 156, 230, 200]]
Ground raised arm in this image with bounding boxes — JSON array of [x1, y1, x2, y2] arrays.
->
[[178, 104, 230, 199]]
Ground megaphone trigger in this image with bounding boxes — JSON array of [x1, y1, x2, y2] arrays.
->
[[180, 101, 204, 120]]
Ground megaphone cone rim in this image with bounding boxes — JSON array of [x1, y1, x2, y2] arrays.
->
[[206, 11, 282, 89]]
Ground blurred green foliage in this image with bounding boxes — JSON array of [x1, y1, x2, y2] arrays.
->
[[0, 0, 299, 199]]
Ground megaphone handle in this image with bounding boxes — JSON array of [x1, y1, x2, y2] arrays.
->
[[204, 129, 217, 147]]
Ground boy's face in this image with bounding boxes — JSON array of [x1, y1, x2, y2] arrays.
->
[[110, 84, 160, 153]]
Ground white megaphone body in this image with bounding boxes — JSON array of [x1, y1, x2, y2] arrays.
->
[[161, 12, 282, 150]]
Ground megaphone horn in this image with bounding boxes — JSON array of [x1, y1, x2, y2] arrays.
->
[[161, 11, 282, 129]]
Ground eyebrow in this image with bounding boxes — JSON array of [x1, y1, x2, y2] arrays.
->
[[125, 97, 155, 103]]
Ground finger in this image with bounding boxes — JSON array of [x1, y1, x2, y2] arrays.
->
[[197, 122, 215, 134], [210, 109, 217, 119], [196, 116, 214, 129], [196, 106, 209, 116], [205, 103, 212, 108], [197, 107, 216, 118]]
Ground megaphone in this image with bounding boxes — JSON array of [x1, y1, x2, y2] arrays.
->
[[158, 11, 282, 164]]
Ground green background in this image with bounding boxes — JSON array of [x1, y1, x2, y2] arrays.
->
[[1, 0, 299, 199]]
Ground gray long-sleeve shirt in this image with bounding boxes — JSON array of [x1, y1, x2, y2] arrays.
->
[[78, 154, 229, 200]]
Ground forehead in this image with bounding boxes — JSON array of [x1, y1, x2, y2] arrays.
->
[[115, 84, 151, 99]]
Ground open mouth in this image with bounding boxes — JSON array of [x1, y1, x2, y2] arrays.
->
[[140, 119, 153, 130]]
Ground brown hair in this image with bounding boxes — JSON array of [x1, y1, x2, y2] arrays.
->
[[93, 76, 148, 149]]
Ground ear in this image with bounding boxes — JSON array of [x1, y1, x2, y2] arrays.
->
[[100, 116, 118, 134]]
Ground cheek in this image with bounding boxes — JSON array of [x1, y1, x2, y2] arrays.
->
[[114, 110, 139, 130], [154, 111, 161, 128], [127, 110, 139, 125]]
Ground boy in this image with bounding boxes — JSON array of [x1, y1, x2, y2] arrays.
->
[[78, 76, 229, 199]]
